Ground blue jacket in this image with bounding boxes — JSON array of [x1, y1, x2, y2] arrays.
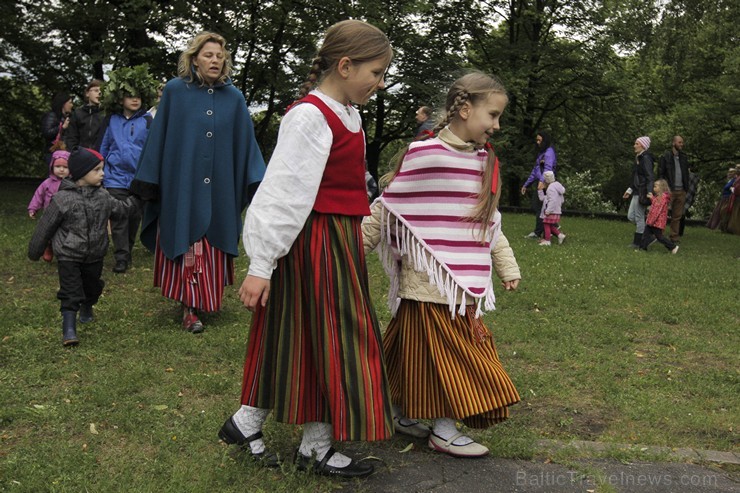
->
[[100, 109, 151, 189], [523, 147, 557, 188], [133, 77, 265, 260]]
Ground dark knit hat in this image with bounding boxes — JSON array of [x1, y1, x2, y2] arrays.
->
[[68, 147, 104, 181]]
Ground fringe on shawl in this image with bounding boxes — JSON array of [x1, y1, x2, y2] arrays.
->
[[378, 206, 496, 319]]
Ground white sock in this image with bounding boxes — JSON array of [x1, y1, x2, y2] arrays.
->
[[433, 418, 473, 445], [299, 422, 351, 468], [233, 405, 269, 454]]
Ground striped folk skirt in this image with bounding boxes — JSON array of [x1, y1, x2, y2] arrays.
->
[[240, 213, 393, 442], [154, 236, 234, 312], [383, 300, 520, 428]]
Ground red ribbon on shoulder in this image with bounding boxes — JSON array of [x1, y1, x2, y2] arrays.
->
[[485, 142, 500, 194]]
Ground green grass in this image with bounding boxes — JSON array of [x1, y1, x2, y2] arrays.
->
[[1, 181, 738, 491]]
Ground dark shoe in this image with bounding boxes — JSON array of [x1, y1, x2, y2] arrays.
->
[[182, 307, 204, 333], [113, 260, 128, 273], [218, 417, 280, 467], [62, 311, 79, 346], [295, 447, 374, 479], [79, 304, 94, 324]]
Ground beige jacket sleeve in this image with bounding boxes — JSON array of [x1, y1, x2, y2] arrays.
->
[[362, 200, 384, 255], [491, 232, 521, 282]]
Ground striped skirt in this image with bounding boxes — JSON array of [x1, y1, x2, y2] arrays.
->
[[383, 300, 520, 428], [240, 213, 393, 442], [154, 236, 234, 312]]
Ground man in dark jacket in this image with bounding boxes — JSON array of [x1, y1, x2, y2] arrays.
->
[[64, 79, 105, 150], [658, 135, 690, 242]]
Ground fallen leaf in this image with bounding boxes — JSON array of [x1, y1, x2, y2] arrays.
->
[[153, 405, 168, 411], [165, 368, 174, 373], [82, 443, 88, 451], [89, 423, 99, 435], [634, 351, 646, 358], [399, 443, 414, 453], [177, 392, 184, 397]]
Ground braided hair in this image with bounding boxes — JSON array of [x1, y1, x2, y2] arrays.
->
[[297, 20, 392, 99]]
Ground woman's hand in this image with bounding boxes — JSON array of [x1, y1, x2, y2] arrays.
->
[[520, 186, 527, 195], [239, 275, 270, 311]]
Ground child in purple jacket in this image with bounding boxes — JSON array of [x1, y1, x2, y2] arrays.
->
[[28, 149, 70, 261], [537, 171, 566, 246]]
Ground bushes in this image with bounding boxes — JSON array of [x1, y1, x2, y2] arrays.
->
[[560, 170, 617, 213]]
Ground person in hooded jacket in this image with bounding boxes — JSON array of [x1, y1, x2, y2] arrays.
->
[[41, 92, 73, 165], [65, 79, 105, 151], [521, 131, 557, 239], [99, 92, 152, 273], [537, 171, 566, 246]]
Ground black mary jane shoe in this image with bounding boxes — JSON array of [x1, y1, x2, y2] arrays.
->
[[218, 416, 280, 468], [294, 447, 374, 479]]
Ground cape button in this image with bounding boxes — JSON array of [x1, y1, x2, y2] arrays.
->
[[204, 178, 211, 184], [207, 110, 213, 116], [206, 131, 213, 138], [208, 88, 214, 94]]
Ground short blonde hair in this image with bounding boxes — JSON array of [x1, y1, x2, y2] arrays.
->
[[178, 32, 233, 85], [654, 179, 670, 194]]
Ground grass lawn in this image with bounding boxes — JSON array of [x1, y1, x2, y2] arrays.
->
[[1, 180, 738, 492]]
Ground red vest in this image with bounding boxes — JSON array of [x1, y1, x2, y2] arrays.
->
[[295, 94, 370, 216]]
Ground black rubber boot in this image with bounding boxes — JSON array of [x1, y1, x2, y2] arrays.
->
[[79, 304, 94, 323], [62, 311, 79, 346]]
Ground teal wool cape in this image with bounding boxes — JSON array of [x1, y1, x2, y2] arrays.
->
[[134, 77, 265, 260]]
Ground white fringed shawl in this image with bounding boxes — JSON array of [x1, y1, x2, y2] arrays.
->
[[377, 129, 501, 318]]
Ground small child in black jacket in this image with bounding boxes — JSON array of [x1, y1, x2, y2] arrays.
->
[[28, 147, 141, 346]]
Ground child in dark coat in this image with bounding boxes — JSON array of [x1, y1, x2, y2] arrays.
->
[[28, 147, 141, 346]]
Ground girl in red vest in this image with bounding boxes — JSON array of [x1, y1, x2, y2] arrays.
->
[[218, 20, 393, 479]]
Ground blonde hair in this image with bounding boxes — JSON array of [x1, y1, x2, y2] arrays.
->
[[384, 72, 507, 242], [298, 20, 392, 99], [178, 32, 233, 85], [654, 179, 671, 194]]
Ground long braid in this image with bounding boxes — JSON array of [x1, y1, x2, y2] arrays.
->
[[298, 57, 324, 99], [433, 90, 469, 133]]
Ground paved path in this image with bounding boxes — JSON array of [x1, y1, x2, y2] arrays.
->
[[341, 437, 739, 493]]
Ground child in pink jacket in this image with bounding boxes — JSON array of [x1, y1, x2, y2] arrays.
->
[[641, 179, 679, 253], [28, 149, 70, 261], [537, 171, 566, 245]]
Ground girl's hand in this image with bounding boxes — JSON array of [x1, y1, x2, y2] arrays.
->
[[537, 181, 545, 190], [647, 192, 653, 199], [28, 211, 36, 218], [502, 279, 520, 291], [520, 186, 527, 195], [239, 275, 270, 311], [622, 191, 630, 199]]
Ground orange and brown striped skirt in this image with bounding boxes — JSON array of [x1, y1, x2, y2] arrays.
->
[[240, 213, 393, 442], [383, 300, 520, 428]]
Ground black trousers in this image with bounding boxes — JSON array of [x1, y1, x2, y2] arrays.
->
[[57, 260, 104, 312], [107, 188, 142, 264], [641, 226, 676, 251], [531, 192, 544, 236]]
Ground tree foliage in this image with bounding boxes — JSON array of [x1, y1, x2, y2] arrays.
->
[[0, 0, 737, 217]]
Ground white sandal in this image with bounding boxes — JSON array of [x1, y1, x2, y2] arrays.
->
[[428, 432, 489, 458]]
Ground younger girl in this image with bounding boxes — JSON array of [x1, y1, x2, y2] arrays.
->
[[641, 179, 679, 253], [363, 72, 521, 458], [218, 20, 394, 478], [537, 170, 566, 246], [28, 149, 70, 261]]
